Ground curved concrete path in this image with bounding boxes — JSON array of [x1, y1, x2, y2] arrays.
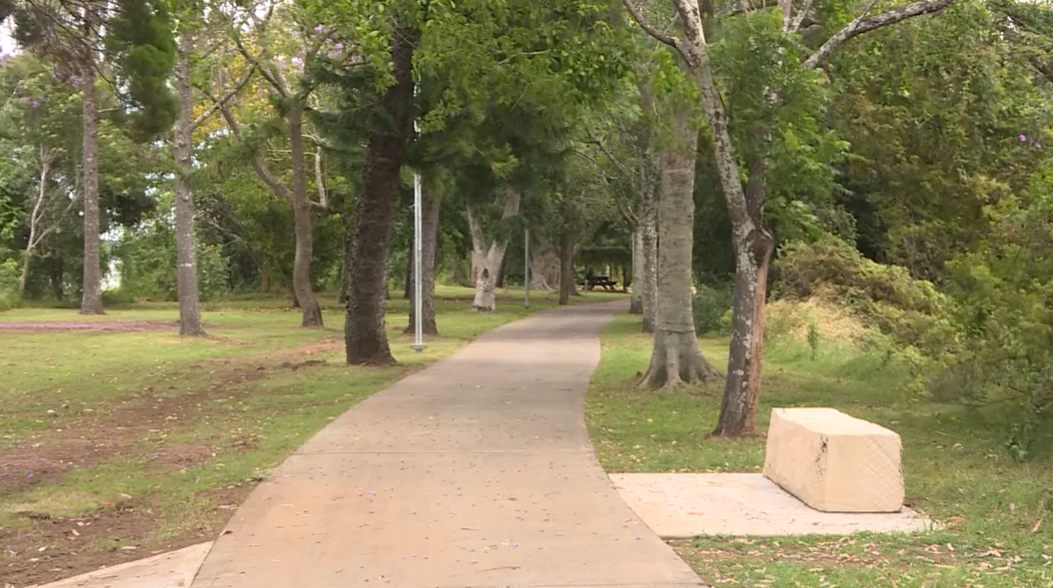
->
[[191, 303, 703, 588]]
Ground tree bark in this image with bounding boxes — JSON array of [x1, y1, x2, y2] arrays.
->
[[558, 232, 575, 306], [630, 226, 644, 313], [80, 65, 103, 315], [344, 24, 416, 365], [173, 35, 206, 337], [529, 235, 559, 290], [287, 107, 324, 328], [639, 152, 659, 334], [713, 156, 773, 436], [639, 109, 721, 389], [49, 256, 64, 300], [468, 186, 521, 312], [406, 183, 441, 336]]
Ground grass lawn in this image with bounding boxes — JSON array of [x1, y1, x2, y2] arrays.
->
[[0, 286, 625, 587], [587, 313, 1053, 588]]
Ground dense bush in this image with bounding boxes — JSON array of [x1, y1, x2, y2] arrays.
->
[[0, 256, 19, 311], [777, 238, 958, 350], [693, 283, 733, 335]]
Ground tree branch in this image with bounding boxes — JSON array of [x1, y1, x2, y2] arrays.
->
[[310, 150, 328, 209], [190, 64, 257, 131], [803, 0, 956, 69], [200, 85, 295, 202], [621, 0, 684, 53]]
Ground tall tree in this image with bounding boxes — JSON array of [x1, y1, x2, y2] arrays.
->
[[209, 1, 329, 328], [7, 0, 177, 314], [623, 0, 957, 434]]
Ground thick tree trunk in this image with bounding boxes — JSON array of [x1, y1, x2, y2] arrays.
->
[[288, 107, 323, 328], [344, 25, 416, 365], [406, 185, 441, 336], [640, 110, 720, 389], [529, 236, 559, 290], [173, 37, 206, 337], [468, 187, 521, 313], [630, 226, 643, 314], [558, 232, 575, 306], [80, 67, 103, 315]]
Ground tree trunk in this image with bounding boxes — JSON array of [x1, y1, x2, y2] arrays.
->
[[406, 184, 441, 336], [639, 109, 720, 389], [403, 247, 413, 299], [173, 36, 206, 337], [345, 24, 416, 365], [19, 151, 48, 300], [468, 187, 521, 313], [558, 232, 575, 306], [629, 226, 643, 313], [672, 0, 768, 433], [80, 66, 103, 315], [639, 158, 659, 334], [713, 156, 773, 436], [529, 236, 559, 290], [288, 107, 324, 328], [49, 256, 64, 300]]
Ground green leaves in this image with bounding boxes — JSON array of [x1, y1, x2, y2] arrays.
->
[[105, 0, 179, 140]]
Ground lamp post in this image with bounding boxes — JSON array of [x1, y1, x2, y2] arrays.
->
[[411, 83, 425, 353]]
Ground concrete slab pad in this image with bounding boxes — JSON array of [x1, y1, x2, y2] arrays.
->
[[27, 543, 211, 588], [610, 473, 934, 538]]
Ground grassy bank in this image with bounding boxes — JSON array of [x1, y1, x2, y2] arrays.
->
[[587, 313, 1053, 588], [0, 287, 624, 587]]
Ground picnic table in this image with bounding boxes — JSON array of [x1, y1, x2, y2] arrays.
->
[[582, 275, 618, 291]]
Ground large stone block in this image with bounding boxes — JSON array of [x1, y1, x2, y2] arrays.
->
[[763, 407, 903, 513]]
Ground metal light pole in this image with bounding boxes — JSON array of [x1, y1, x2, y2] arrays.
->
[[411, 83, 425, 353], [524, 228, 530, 308]]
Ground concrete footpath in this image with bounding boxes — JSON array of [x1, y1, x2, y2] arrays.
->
[[190, 303, 703, 588]]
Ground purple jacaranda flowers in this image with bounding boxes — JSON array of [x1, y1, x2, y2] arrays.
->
[[1020, 134, 1028, 142]]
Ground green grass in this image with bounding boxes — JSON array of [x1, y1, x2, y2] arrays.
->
[[0, 287, 626, 556], [587, 313, 1053, 588]]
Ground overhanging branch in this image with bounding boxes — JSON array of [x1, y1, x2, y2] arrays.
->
[[804, 0, 956, 69]]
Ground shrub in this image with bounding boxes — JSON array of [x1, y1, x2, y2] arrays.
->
[[777, 238, 957, 350], [0, 257, 19, 311], [693, 283, 732, 335]]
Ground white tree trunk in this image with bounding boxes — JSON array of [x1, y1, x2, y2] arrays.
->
[[468, 187, 521, 312]]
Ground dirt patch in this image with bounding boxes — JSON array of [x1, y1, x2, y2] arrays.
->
[[0, 321, 182, 333], [1, 487, 251, 588]]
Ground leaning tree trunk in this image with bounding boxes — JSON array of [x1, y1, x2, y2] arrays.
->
[[288, 107, 324, 328], [406, 184, 441, 336], [468, 187, 521, 313], [172, 37, 206, 337], [639, 109, 721, 389], [80, 66, 104, 315], [345, 25, 417, 365], [671, 0, 768, 434], [713, 156, 773, 436], [558, 232, 575, 306]]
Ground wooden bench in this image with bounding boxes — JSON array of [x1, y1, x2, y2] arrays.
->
[[763, 408, 904, 513]]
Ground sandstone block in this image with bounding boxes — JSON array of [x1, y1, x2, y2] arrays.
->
[[763, 407, 903, 513]]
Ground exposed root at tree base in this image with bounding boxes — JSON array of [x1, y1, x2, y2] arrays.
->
[[639, 329, 723, 389]]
